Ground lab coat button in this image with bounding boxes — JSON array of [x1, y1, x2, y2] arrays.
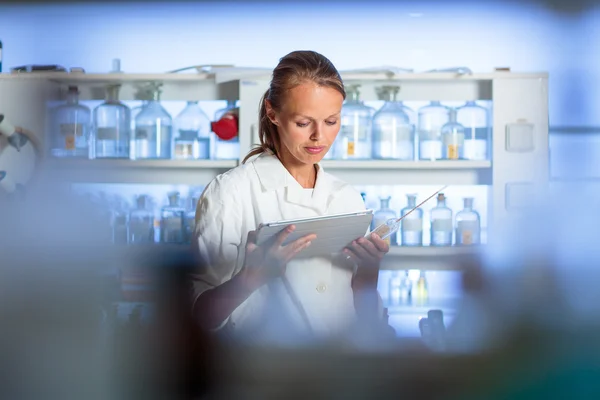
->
[[316, 283, 327, 293]]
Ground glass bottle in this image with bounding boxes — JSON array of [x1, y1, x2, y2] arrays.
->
[[51, 85, 91, 158], [414, 271, 428, 307], [372, 86, 414, 160], [400, 194, 423, 246], [184, 195, 198, 243], [134, 85, 173, 159], [372, 196, 397, 245], [457, 101, 491, 161], [111, 198, 129, 245], [336, 84, 374, 159], [160, 191, 185, 243], [455, 197, 481, 246], [388, 271, 401, 306], [93, 85, 131, 159], [418, 101, 450, 161], [128, 195, 154, 244], [430, 193, 453, 246], [399, 270, 413, 305], [213, 100, 239, 160], [173, 101, 212, 160], [441, 108, 465, 160], [130, 86, 153, 159]]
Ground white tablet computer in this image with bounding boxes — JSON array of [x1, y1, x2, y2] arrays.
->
[[255, 210, 374, 258]]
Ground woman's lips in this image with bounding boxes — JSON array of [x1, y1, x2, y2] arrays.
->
[[305, 146, 326, 154]]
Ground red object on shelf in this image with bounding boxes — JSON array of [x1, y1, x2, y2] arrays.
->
[[211, 108, 239, 141]]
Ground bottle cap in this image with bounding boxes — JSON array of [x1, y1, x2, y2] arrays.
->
[[211, 113, 238, 141]]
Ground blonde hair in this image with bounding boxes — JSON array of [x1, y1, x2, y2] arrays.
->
[[242, 50, 346, 164]]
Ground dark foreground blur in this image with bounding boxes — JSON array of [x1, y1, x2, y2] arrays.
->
[[1, 183, 600, 400]]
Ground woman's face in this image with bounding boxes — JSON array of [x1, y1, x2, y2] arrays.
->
[[267, 81, 344, 165]]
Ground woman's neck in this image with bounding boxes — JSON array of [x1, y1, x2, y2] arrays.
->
[[277, 150, 317, 189]]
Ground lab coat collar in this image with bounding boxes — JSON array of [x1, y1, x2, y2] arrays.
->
[[252, 152, 342, 213]]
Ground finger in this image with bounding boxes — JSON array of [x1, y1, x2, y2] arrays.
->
[[285, 233, 316, 257], [349, 240, 374, 261], [356, 237, 382, 258], [369, 233, 390, 253], [343, 247, 361, 263], [246, 230, 258, 245], [274, 225, 295, 247]]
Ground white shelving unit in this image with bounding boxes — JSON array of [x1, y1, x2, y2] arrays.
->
[[0, 70, 549, 271]]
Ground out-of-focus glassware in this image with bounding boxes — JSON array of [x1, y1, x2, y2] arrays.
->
[[430, 193, 453, 246], [51, 85, 91, 158], [389, 270, 413, 306], [455, 197, 481, 245], [160, 191, 185, 243], [372, 86, 414, 160], [213, 100, 239, 160], [372, 196, 397, 245], [388, 271, 401, 306], [441, 108, 465, 160], [456, 100, 491, 161], [418, 101, 450, 161], [111, 196, 129, 244], [414, 271, 428, 307], [173, 101, 212, 160], [335, 84, 374, 159], [93, 85, 131, 159], [400, 194, 423, 246], [128, 194, 154, 244], [134, 84, 173, 159], [184, 195, 198, 243]]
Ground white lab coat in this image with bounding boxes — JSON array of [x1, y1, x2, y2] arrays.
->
[[193, 152, 381, 341]]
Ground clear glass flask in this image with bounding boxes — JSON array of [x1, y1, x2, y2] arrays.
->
[[336, 84, 374, 159], [372, 86, 414, 160], [455, 197, 481, 245], [51, 86, 91, 158], [400, 194, 423, 246], [372, 196, 397, 245], [160, 192, 185, 243], [418, 101, 450, 161], [441, 108, 465, 160], [93, 85, 131, 159], [134, 85, 173, 159], [213, 100, 239, 160], [430, 193, 453, 246], [128, 194, 154, 244], [388, 271, 401, 306], [173, 101, 212, 160], [456, 101, 491, 161]]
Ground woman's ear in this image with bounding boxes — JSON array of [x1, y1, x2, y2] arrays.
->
[[265, 100, 278, 126]]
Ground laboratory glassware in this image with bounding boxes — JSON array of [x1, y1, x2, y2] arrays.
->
[[418, 101, 450, 160], [93, 85, 131, 159], [372, 196, 397, 245], [430, 193, 453, 246], [441, 108, 465, 160], [51, 85, 91, 158], [173, 101, 212, 160], [372, 86, 414, 160], [400, 193, 423, 246], [134, 84, 173, 159], [336, 84, 374, 159], [455, 197, 481, 245], [457, 100, 491, 160], [128, 194, 154, 244], [160, 191, 185, 243]]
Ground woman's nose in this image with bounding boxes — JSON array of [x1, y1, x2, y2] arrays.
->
[[310, 124, 323, 140]]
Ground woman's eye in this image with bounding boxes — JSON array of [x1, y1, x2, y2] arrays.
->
[[296, 122, 309, 128], [326, 120, 338, 126]]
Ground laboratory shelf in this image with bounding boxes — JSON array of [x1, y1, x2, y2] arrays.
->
[[43, 158, 238, 185], [321, 160, 492, 186], [380, 245, 482, 271]]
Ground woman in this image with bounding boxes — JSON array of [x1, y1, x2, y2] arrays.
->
[[192, 50, 390, 340]]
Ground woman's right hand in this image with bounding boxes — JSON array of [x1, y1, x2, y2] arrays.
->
[[240, 225, 316, 290]]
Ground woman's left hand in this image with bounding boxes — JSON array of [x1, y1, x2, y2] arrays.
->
[[343, 233, 389, 270]]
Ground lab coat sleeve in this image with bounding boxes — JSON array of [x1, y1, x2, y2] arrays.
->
[[191, 176, 244, 324]]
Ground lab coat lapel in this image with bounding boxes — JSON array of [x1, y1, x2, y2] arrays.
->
[[252, 153, 338, 214]]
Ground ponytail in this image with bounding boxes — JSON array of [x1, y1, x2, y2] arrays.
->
[[242, 89, 280, 164]]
